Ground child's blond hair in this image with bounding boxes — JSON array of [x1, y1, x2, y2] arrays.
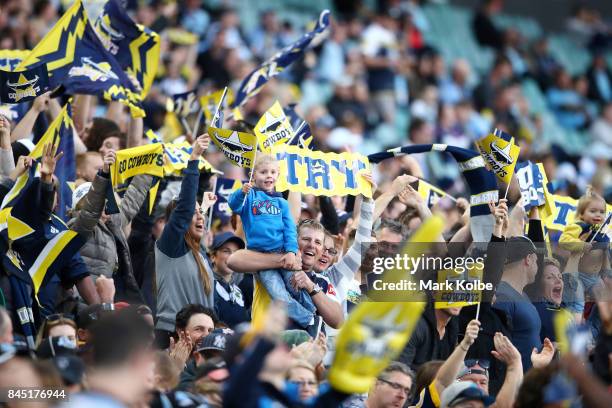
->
[[576, 185, 606, 219], [253, 154, 279, 172]]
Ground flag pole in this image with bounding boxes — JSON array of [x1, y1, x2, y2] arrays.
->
[[242, 147, 258, 208], [206, 176, 218, 232], [192, 107, 204, 138], [588, 212, 611, 243], [475, 301, 481, 321], [181, 117, 193, 137]]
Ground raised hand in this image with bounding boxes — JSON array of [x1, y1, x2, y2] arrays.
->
[[169, 331, 193, 368], [40, 142, 64, 182], [9, 156, 33, 180], [279, 252, 298, 270], [391, 174, 417, 196], [531, 338, 555, 368], [0, 115, 10, 147], [190, 133, 210, 159], [398, 184, 424, 209], [102, 150, 116, 173], [242, 182, 252, 194], [360, 171, 377, 195], [201, 192, 217, 212], [460, 319, 480, 350], [491, 332, 522, 369], [488, 198, 509, 237], [32, 92, 51, 113]]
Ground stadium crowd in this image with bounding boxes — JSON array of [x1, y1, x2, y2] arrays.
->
[[0, 0, 611, 407]]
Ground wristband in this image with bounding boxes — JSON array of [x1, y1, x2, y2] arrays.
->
[[101, 302, 115, 311]]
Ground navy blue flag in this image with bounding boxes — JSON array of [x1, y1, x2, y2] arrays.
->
[[94, 0, 161, 97], [55, 104, 76, 221], [16, 0, 143, 117], [0, 64, 50, 104], [213, 178, 244, 220], [169, 89, 200, 118], [285, 104, 313, 150], [232, 10, 330, 108]]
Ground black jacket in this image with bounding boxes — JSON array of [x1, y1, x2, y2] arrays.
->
[[399, 301, 459, 370]]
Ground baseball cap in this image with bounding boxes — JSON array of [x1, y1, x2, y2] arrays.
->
[[71, 182, 92, 210], [441, 382, 495, 408], [194, 357, 229, 382], [505, 236, 538, 264], [76, 304, 105, 330], [196, 329, 228, 354], [36, 336, 77, 359], [53, 355, 85, 385], [211, 232, 245, 251]]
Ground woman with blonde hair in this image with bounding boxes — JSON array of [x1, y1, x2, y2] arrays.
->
[[35, 314, 77, 347]]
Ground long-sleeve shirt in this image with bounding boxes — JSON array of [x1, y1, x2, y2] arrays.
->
[[228, 187, 298, 253], [155, 160, 214, 331], [324, 198, 374, 312]]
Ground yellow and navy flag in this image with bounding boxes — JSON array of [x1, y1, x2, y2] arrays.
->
[[94, 0, 161, 97], [162, 140, 221, 176], [110, 143, 165, 187], [0, 49, 30, 71], [213, 177, 244, 219], [231, 10, 330, 108], [29, 101, 73, 160], [167, 89, 200, 119], [285, 103, 313, 150], [208, 127, 258, 168], [475, 129, 521, 186], [0, 64, 50, 104], [0, 164, 85, 296], [16, 0, 143, 117], [254, 101, 294, 152], [202, 87, 233, 128], [410, 179, 449, 208]]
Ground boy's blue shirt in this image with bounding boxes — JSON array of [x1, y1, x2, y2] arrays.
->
[[228, 187, 298, 253]]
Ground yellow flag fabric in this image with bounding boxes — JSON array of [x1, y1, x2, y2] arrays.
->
[[327, 216, 443, 394], [434, 265, 483, 309], [543, 195, 578, 231], [414, 179, 448, 208], [208, 127, 258, 168], [254, 101, 294, 152], [201, 88, 235, 126], [271, 145, 372, 198], [0, 49, 30, 70], [110, 144, 164, 187], [162, 141, 220, 175], [476, 131, 521, 185], [30, 102, 73, 159]]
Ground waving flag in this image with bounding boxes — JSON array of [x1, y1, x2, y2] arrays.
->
[[255, 101, 294, 152], [0, 64, 50, 104], [29, 102, 73, 159], [515, 161, 546, 210], [168, 90, 199, 118], [202, 87, 232, 128], [55, 103, 76, 221], [285, 104, 313, 149], [208, 127, 258, 168], [213, 177, 244, 219], [232, 10, 330, 108], [0, 50, 30, 71], [94, 0, 161, 97], [16, 0, 143, 117], [475, 129, 520, 186], [0, 164, 85, 296]]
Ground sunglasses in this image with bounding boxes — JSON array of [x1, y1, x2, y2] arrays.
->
[[46, 313, 75, 323], [465, 359, 490, 370], [324, 247, 338, 256]]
